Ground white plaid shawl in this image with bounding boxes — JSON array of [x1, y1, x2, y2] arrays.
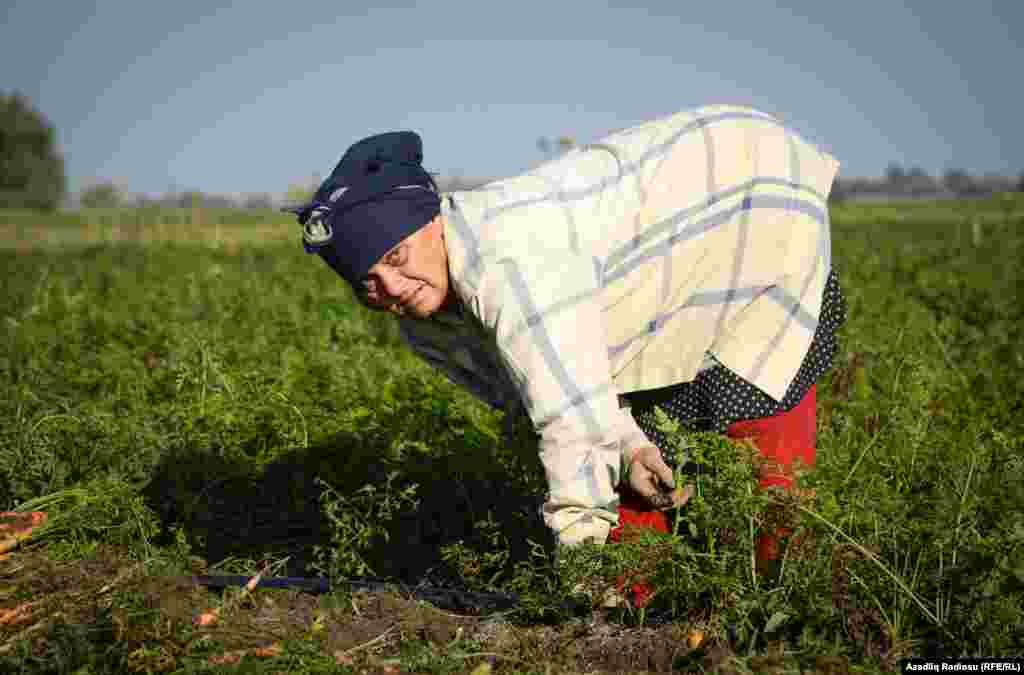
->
[[398, 104, 840, 546]]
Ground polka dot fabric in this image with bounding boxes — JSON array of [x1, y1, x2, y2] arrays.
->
[[624, 270, 848, 465]]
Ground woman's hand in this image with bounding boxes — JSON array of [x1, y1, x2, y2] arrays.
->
[[625, 446, 694, 510]]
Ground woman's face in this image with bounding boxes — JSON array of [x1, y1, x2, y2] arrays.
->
[[358, 214, 451, 319]]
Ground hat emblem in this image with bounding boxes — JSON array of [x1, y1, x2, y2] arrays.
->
[[302, 205, 333, 246]]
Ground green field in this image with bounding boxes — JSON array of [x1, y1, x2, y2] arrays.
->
[[0, 197, 1021, 673]]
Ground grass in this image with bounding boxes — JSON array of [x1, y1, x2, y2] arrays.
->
[[0, 195, 1022, 672], [0, 206, 294, 228], [0, 206, 295, 250]]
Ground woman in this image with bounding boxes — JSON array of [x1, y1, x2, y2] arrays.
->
[[290, 104, 845, 606]]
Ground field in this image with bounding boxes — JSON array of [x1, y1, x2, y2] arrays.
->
[[0, 196, 1022, 673]]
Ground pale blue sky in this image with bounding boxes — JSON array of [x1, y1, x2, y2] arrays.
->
[[2, 0, 1021, 197]]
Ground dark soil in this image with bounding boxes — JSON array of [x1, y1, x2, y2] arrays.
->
[[0, 543, 745, 673]]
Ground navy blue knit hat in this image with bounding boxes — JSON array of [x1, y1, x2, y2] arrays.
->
[[286, 131, 441, 286]]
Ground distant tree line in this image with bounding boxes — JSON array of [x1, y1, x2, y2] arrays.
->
[[76, 182, 282, 210], [71, 166, 1024, 211], [75, 174, 502, 211], [830, 163, 1024, 203], [132, 190, 277, 210], [2, 93, 1022, 212]]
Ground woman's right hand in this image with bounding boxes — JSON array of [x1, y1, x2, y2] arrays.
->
[[625, 446, 694, 510]]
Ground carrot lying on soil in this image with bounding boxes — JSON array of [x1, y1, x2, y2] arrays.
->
[[208, 642, 283, 665], [195, 567, 267, 627], [0, 599, 44, 628], [0, 512, 48, 558]]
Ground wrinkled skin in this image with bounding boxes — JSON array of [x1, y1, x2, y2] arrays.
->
[[358, 214, 455, 319]]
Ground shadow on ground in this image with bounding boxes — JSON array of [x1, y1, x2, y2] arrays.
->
[[2, 420, 739, 673], [141, 428, 554, 585]]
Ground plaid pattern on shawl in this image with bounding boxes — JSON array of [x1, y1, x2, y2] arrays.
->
[[398, 104, 840, 546]]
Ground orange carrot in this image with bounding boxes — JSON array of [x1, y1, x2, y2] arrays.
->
[[0, 601, 37, 626], [0, 512, 48, 557], [194, 567, 267, 627], [208, 642, 282, 665]]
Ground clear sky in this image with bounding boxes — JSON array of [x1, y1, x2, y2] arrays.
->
[[2, 0, 1021, 197]]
